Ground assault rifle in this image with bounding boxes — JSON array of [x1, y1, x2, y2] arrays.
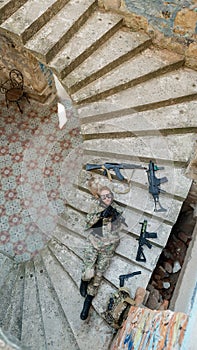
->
[[119, 271, 141, 287], [136, 220, 157, 262], [146, 160, 168, 212], [86, 162, 145, 181]]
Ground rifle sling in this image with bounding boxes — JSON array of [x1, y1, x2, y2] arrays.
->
[[101, 165, 112, 181]]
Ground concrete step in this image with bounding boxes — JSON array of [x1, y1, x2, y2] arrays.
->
[[73, 168, 188, 229], [72, 48, 184, 104], [53, 225, 86, 261], [0, 0, 69, 44], [54, 217, 160, 277], [63, 186, 103, 214], [0, 263, 19, 326], [64, 182, 184, 225], [81, 156, 192, 200], [49, 10, 123, 78], [0, 0, 27, 25], [48, 238, 83, 291], [81, 100, 197, 137], [3, 264, 25, 341], [48, 237, 118, 316], [21, 260, 46, 350], [75, 165, 190, 226], [59, 204, 172, 248], [0, 257, 15, 289], [77, 68, 197, 123], [53, 224, 150, 291], [83, 133, 196, 165], [24, 0, 97, 63], [63, 28, 152, 94], [34, 253, 78, 350], [41, 245, 115, 350]]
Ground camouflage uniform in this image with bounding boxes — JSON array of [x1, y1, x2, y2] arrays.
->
[[81, 201, 123, 296]]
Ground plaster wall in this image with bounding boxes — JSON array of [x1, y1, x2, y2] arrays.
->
[[0, 34, 55, 102], [99, 0, 197, 69]]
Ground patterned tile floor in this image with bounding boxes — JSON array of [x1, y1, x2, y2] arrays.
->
[[0, 93, 82, 262]]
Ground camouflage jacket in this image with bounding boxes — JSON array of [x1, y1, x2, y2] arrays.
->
[[85, 201, 124, 249]]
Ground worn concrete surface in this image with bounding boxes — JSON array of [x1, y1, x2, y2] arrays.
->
[[72, 47, 184, 103], [0, 1, 197, 349], [64, 28, 151, 92]]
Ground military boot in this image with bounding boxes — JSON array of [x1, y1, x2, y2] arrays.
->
[[80, 279, 89, 297], [80, 294, 94, 320]]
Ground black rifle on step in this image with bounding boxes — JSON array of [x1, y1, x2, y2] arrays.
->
[[146, 160, 168, 212], [86, 162, 146, 181], [136, 220, 157, 262], [119, 271, 141, 287]]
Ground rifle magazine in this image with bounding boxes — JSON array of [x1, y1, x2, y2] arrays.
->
[[136, 248, 146, 262]]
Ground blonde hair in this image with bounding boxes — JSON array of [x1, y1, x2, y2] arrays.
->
[[88, 176, 113, 198], [98, 186, 112, 196]]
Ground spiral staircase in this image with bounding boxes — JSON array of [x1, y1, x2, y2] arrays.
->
[[0, 0, 197, 349]]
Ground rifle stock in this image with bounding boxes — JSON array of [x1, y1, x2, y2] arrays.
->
[[86, 162, 145, 181], [86, 164, 102, 171]]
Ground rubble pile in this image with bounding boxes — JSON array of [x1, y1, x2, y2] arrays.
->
[[145, 194, 196, 310]]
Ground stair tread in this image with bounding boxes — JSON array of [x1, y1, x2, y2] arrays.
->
[[63, 185, 184, 225], [77, 164, 192, 222], [59, 205, 172, 248], [48, 238, 117, 316], [0, 0, 67, 42], [34, 253, 79, 350], [106, 254, 150, 290], [25, 0, 96, 58], [83, 133, 196, 164], [64, 28, 151, 91], [42, 246, 113, 350], [3, 264, 25, 340], [72, 48, 184, 103], [0, 0, 27, 25], [21, 260, 46, 349], [77, 68, 197, 121], [52, 228, 150, 291], [48, 238, 83, 289], [0, 257, 16, 289], [49, 10, 122, 74], [54, 221, 160, 274], [81, 100, 197, 135], [80, 156, 192, 200], [0, 0, 14, 10], [53, 225, 87, 261], [0, 264, 19, 326]]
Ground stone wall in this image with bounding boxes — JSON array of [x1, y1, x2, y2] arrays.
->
[[99, 0, 197, 70], [0, 35, 55, 103]]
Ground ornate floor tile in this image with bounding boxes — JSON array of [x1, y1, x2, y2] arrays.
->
[[0, 92, 82, 262]]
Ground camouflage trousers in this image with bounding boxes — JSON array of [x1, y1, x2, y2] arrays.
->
[[81, 240, 118, 296]]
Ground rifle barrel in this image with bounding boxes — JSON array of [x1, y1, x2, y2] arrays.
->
[[104, 163, 145, 169]]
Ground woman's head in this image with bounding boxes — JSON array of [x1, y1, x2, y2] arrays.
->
[[98, 186, 114, 206]]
